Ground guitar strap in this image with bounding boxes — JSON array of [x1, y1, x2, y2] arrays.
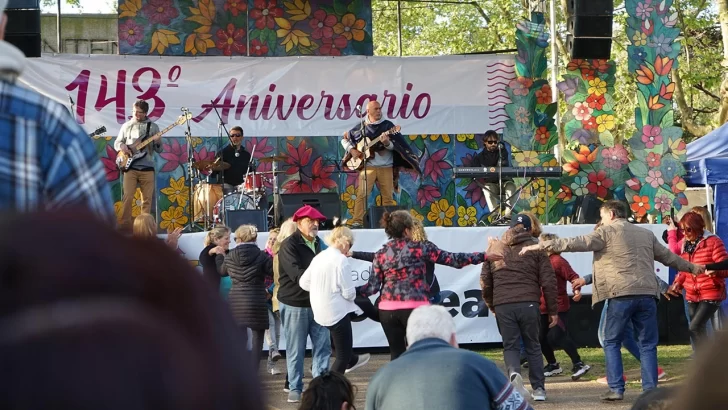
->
[[144, 122, 152, 152]]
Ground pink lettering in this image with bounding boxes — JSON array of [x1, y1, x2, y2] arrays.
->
[[95, 71, 127, 124], [65, 69, 91, 124], [297, 95, 315, 120], [194, 78, 237, 123], [132, 67, 164, 120]]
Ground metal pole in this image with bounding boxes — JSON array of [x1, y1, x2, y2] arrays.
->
[[397, 0, 402, 56], [550, 0, 559, 161], [56, 0, 62, 53]]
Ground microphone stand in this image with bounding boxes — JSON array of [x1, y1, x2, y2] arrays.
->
[[210, 102, 236, 226], [182, 108, 201, 232], [240, 144, 257, 209], [68, 95, 76, 122], [493, 142, 506, 224], [359, 107, 369, 227]]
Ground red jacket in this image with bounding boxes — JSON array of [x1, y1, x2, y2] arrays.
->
[[669, 231, 728, 302], [540, 254, 580, 314]]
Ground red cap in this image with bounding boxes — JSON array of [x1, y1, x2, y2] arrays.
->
[[292, 205, 327, 222]]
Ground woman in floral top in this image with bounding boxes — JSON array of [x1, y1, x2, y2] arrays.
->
[[358, 210, 486, 360]]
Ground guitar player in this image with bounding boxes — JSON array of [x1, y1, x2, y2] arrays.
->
[[471, 130, 516, 219], [341, 100, 419, 228], [114, 99, 162, 231]]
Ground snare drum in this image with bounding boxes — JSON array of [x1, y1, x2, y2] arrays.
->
[[243, 173, 266, 193], [213, 193, 258, 224], [192, 183, 223, 223]]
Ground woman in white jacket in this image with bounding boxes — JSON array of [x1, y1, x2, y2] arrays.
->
[[299, 223, 370, 374]]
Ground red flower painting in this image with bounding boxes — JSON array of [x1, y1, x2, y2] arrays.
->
[[141, 0, 179, 26], [101, 145, 119, 182], [216, 23, 246, 56], [250, 0, 283, 30]]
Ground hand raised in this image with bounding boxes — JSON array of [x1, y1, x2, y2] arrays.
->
[[519, 244, 540, 256]]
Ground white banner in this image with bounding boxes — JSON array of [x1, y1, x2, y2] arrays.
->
[[20, 55, 515, 138], [176, 224, 672, 347]]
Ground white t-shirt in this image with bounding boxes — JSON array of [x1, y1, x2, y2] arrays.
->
[[299, 247, 362, 327]]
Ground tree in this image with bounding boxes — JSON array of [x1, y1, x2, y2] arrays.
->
[[372, 0, 726, 139], [41, 0, 81, 7]]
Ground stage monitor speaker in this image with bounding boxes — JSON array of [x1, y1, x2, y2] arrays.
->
[[225, 210, 268, 232], [573, 194, 602, 224], [5, 3, 41, 58], [566, 35, 613, 60], [279, 193, 341, 229], [366, 205, 408, 229]]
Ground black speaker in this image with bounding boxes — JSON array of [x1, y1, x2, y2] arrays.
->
[[366, 205, 408, 229], [279, 193, 341, 229], [5, 0, 41, 58], [573, 194, 602, 224], [566, 0, 613, 60], [226, 210, 268, 232]]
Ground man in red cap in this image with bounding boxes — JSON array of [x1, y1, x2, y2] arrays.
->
[[277, 205, 331, 403]]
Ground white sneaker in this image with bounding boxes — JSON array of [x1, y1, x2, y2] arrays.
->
[[345, 353, 371, 374], [269, 368, 281, 375], [509, 372, 530, 401]]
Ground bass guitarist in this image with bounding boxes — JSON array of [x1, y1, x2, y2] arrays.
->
[[114, 99, 162, 231], [341, 100, 420, 228]]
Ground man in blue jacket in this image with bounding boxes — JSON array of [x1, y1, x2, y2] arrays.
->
[[366, 305, 533, 410]]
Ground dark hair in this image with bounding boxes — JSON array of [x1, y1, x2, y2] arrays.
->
[[680, 211, 705, 234], [299, 371, 356, 410], [600, 200, 628, 219], [230, 126, 243, 135], [0, 210, 264, 410], [484, 130, 499, 140], [631, 387, 674, 410], [133, 99, 149, 114], [380, 210, 413, 239]]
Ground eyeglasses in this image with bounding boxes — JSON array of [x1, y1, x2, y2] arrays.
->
[[485, 140, 498, 145], [230, 134, 243, 138]]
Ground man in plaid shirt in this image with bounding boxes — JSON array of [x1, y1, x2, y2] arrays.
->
[[0, 1, 114, 223]]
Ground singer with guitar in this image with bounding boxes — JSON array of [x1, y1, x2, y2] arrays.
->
[[114, 99, 162, 231], [341, 101, 420, 228]]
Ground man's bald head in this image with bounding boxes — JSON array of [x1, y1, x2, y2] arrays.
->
[[366, 100, 382, 122]]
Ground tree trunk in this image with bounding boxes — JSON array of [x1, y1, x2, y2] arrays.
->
[[674, 69, 714, 136], [718, 0, 728, 124]]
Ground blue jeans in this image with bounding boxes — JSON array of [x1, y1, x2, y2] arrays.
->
[[598, 299, 641, 359], [603, 297, 659, 394], [280, 303, 331, 393]]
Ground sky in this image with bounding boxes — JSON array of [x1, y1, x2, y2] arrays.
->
[[41, 0, 117, 14]]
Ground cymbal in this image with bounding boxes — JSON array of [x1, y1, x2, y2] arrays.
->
[[193, 159, 231, 171], [257, 155, 289, 163]]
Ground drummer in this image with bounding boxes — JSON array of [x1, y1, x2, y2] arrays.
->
[[211, 126, 253, 194]]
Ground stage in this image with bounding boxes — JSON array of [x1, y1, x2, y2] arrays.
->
[[176, 224, 674, 348]]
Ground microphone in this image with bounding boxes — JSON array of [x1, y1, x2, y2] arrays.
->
[[356, 105, 362, 116], [181, 107, 188, 112]]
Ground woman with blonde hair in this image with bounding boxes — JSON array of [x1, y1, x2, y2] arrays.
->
[[221, 224, 273, 371], [199, 225, 231, 289], [299, 222, 370, 374], [133, 213, 182, 249]]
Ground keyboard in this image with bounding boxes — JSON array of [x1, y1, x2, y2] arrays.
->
[[454, 166, 562, 179]]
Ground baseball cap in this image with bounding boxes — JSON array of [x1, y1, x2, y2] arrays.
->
[[510, 213, 532, 230]]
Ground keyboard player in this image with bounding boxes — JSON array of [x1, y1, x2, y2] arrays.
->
[[470, 131, 516, 218]]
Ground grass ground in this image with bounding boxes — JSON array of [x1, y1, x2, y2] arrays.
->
[[478, 344, 694, 384]]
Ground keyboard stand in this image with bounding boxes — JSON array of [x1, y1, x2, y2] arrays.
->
[[478, 176, 538, 226]]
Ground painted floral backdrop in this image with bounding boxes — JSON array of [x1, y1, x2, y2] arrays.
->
[[118, 0, 373, 56]]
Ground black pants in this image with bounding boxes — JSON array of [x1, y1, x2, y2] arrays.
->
[[687, 301, 722, 347], [248, 328, 266, 372], [540, 312, 581, 366], [379, 309, 414, 360], [327, 315, 359, 373], [495, 302, 545, 390], [353, 295, 380, 323]]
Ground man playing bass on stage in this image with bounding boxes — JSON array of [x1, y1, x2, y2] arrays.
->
[[341, 101, 420, 228]]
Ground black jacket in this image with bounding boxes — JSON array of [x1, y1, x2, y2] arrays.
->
[[277, 230, 322, 308], [221, 243, 273, 329], [470, 146, 511, 183], [213, 144, 251, 186], [199, 244, 225, 289]]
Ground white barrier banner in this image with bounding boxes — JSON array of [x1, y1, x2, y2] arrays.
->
[[176, 224, 671, 347], [20, 54, 515, 137]]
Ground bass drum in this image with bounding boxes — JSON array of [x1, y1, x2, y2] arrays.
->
[[213, 193, 258, 224]]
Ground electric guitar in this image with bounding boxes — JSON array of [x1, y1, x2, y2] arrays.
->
[[343, 125, 401, 171], [115, 113, 192, 172], [88, 126, 106, 138]]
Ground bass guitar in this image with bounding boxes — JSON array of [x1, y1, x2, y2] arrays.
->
[[88, 126, 106, 138], [343, 125, 401, 171], [115, 113, 192, 172]]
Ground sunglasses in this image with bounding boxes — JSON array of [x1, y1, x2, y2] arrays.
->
[[485, 140, 498, 145], [230, 134, 243, 138]]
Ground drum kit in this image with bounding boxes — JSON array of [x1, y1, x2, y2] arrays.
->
[[190, 154, 288, 229]]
